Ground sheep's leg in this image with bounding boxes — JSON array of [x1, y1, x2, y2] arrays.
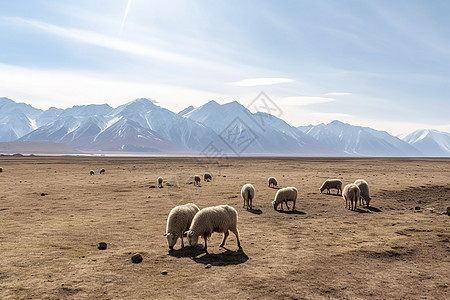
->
[[220, 230, 229, 247], [285, 200, 290, 210], [249, 198, 252, 210], [203, 236, 208, 252], [230, 227, 241, 249], [292, 199, 296, 211], [181, 237, 184, 248]]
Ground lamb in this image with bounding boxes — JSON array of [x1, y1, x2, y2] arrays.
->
[[158, 176, 163, 188], [204, 173, 212, 182], [343, 183, 361, 211], [90, 170, 95, 175], [99, 168, 106, 174], [320, 179, 342, 195], [194, 175, 201, 186], [241, 184, 255, 210], [185, 205, 241, 252], [164, 203, 200, 250], [268, 177, 278, 188], [272, 187, 297, 211], [354, 179, 371, 207]]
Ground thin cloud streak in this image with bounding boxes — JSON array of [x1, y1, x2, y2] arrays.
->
[[230, 78, 293, 87], [282, 96, 335, 106], [119, 0, 133, 35]]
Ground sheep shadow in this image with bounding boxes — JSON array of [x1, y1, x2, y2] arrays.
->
[[270, 186, 281, 189], [367, 206, 382, 212], [321, 193, 341, 197], [193, 247, 248, 266], [275, 209, 306, 215], [246, 208, 263, 215], [354, 208, 371, 213], [168, 246, 204, 258]]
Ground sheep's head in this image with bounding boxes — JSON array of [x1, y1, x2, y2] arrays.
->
[[164, 232, 178, 249], [185, 230, 198, 246], [366, 197, 371, 207], [319, 187, 324, 194], [272, 200, 277, 210]]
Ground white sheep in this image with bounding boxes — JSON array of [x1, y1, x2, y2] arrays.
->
[[185, 205, 241, 252], [241, 184, 255, 210], [99, 168, 106, 175], [89, 170, 95, 175], [204, 173, 212, 182], [164, 203, 200, 250], [272, 187, 297, 211], [320, 179, 342, 195], [354, 179, 371, 207], [194, 175, 201, 186], [158, 176, 163, 188], [343, 183, 361, 211], [268, 177, 278, 188], [0, 167, 3, 172]]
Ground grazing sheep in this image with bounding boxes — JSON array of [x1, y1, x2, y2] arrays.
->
[[194, 175, 201, 186], [89, 170, 95, 175], [354, 179, 371, 207], [320, 179, 342, 195], [204, 173, 212, 182], [158, 176, 163, 188], [343, 183, 361, 211], [164, 203, 200, 250], [241, 184, 255, 210], [185, 205, 241, 252], [268, 177, 278, 188], [272, 187, 297, 211], [0, 167, 3, 172], [99, 168, 106, 174]]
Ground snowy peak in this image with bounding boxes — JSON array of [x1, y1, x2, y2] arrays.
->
[[399, 129, 450, 156]]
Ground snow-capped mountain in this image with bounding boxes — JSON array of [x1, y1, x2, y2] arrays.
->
[[1, 97, 448, 156], [0, 97, 43, 141], [298, 120, 422, 156], [182, 100, 334, 155], [399, 129, 450, 157]]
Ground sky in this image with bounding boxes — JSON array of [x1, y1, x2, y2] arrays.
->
[[0, 0, 449, 135]]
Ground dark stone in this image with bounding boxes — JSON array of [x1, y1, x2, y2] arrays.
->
[[160, 270, 168, 275], [98, 242, 107, 250], [415, 206, 421, 210], [132, 253, 143, 263], [40, 193, 46, 196]]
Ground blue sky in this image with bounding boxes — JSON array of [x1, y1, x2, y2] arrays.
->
[[0, 0, 449, 134]]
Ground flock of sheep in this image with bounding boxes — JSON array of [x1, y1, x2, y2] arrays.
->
[[163, 174, 372, 252]]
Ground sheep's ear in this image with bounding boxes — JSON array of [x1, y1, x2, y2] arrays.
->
[[183, 231, 188, 237]]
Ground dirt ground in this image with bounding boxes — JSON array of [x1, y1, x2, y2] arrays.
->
[[0, 156, 449, 300]]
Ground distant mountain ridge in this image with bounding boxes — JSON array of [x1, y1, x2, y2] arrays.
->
[[0, 97, 448, 156]]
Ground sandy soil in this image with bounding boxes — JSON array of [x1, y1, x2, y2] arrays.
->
[[0, 156, 449, 299]]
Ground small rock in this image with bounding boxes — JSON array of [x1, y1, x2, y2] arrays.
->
[[149, 185, 156, 188], [132, 253, 143, 263], [415, 206, 421, 210], [160, 270, 168, 275], [98, 242, 107, 250], [205, 264, 212, 269], [447, 207, 450, 216], [40, 193, 46, 196]]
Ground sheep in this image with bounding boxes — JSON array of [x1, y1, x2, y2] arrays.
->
[[272, 187, 297, 211], [241, 184, 255, 210], [164, 203, 200, 250], [204, 173, 212, 182], [194, 175, 201, 186], [0, 167, 3, 172], [320, 179, 342, 195], [268, 177, 278, 188], [99, 168, 106, 174], [185, 205, 241, 252], [158, 176, 163, 188], [343, 183, 361, 211], [354, 179, 371, 207], [89, 170, 95, 175]]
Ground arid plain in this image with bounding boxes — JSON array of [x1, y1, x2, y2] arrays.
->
[[0, 156, 449, 299]]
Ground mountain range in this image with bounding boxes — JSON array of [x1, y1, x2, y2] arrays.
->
[[0, 97, 449, 156]]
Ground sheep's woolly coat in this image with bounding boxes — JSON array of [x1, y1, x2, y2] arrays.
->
[[158, 176, 163, 187], [194, 175, 201, 186], [165, 203, 200, 249], [320, 179, 342, 194], [187, 205, 241, 251], [354, 179, 371, 207], [241, 184, 255, 210], [99, 168, 106, 174], [268, 177, 278, 188], [272, 187, 297, 211], [343, 183, 361, 211], [89, 170, 94, 175], [204, 173, 212, 181]]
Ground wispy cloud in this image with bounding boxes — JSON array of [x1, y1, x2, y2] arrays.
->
[[282, 96, 335, 106], [119, 0, 133, 35], [324, 92, 352, 96], [229, 78, 293, 86]]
